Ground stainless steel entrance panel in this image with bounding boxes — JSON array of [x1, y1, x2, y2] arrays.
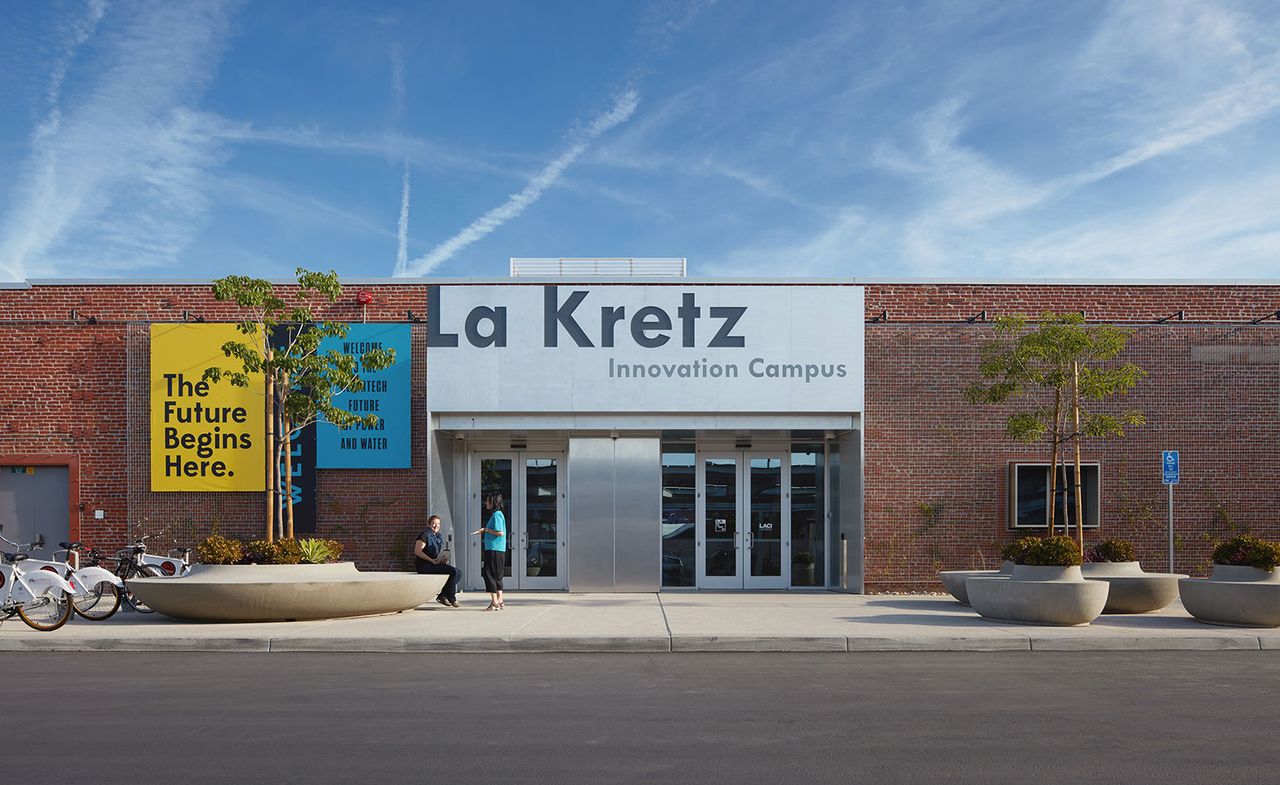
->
[[566, 437, 660, 592], [566, 438, 615, 592], [612, 438, 660, 592]]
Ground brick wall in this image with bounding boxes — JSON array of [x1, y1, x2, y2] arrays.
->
[[2, 280, 1278, 587]]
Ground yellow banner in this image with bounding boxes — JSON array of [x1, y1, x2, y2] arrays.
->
[[150, 324, 266, 491]]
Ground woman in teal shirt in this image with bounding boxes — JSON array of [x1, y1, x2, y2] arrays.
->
[[472, 493, 507, 610]]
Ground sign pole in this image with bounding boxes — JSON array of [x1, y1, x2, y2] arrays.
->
[[1162, 450, 1179, 573]]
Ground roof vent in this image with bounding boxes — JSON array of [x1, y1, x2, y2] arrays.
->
[[509, 258, 686, 278]]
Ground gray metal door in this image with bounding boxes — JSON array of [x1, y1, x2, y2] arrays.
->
[[0, 465, 70, 554]]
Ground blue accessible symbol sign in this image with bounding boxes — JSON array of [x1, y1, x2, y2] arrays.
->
[[1162, 450, 1180, 485]]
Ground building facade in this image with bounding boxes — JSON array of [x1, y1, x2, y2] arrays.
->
[[1, 275, 1278, 592]]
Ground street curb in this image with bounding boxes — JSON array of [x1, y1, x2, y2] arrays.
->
[[1, 634, 1280, 653], [847, 635, 1030, 652], [672, 635, 847, 652], [0, 637, 269, 652], [1027, 635, 1263, 651], [269, 636, 672, 653]]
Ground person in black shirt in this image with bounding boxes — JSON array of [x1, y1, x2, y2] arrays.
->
[[414, 514, 460, 607]]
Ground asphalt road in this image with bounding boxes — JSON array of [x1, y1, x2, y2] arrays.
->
[[20, 651, 1280, 784]]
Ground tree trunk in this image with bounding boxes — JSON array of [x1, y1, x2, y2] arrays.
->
[[1047, 389, 1062, 536], [264, 347, 275, 543], [1072, 360, 1085, 553], [283, 372, 295, 540], [275, 434, 287, 540]]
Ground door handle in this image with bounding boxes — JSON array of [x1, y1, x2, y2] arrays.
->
[[745, 531, 753, 549], [734, 531, 741, 550]]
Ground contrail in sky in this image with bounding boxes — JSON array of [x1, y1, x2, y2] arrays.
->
[[394, 159, 411, 275], [396, 89, 640, 277]]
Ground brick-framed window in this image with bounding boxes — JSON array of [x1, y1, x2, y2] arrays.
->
[[1007, 462, 1100, 529]]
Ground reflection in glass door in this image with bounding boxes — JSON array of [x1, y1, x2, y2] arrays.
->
[[470, 453, 564, 591], [747, 456, 785, 588], [699, 456, 739, 588], [696, 452, 790, 589], [520, 457, 563, 588]]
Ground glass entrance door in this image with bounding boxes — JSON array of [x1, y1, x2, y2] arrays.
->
[[470, 453, 566, 591], [696, 452, 790, 589]]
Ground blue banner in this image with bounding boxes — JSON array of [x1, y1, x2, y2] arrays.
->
[[317, 323, 411, 469], [271, 326, 316, 533]]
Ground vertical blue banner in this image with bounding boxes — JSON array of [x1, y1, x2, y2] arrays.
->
[[271, 326, 316, 533], [316, 323, 412, 469]]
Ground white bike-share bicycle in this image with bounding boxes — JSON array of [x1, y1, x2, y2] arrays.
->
[[0, 529, 77, 631], [8, 532, 126, 621]]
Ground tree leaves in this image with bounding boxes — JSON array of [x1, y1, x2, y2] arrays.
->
[[969, 312, 1147, 440]]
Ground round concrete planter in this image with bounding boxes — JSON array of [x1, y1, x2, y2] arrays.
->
[[126, 563, 448, 623], [1179, 564, 1280, 628], [966, 565, 1109, 626], [939, 561, 1015, 606], [1080, 561, 1188, 614]]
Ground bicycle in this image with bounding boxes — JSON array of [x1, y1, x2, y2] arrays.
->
[[114, 535, 170, 613], [142, 545, 193, 577], [2, 526, 125, 621], [19, 539, 126, 621], [0, 531, 75, 631]]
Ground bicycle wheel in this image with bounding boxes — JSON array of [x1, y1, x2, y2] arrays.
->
[[17, 590, 72, 631], [72, 580, 122, 621], [124, 565, 163, 613]]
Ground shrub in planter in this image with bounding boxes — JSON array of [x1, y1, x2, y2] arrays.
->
[[1001, 535, 1082, 567], [1181, 534, 1280, 627], [1086, 537, 1135, 563], [1212, 534, 1280, 571], [999, 538, 1031, 564], [245, 538, 303, 565], [197, 534, 244, 565], [298, 538, 344, 564], [792, 551, 815, 566]]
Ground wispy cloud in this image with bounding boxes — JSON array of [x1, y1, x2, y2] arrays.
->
[[734, 0, 1280, 280], [216, 124, 520, 179], [390, 42, 406, 121], [0, 1, 239, 280], [395, 159, 411, 274], [1011, 171, 1280, 279], [396, 89, 641, 277], [211, 171, 400, 242], [35, 0, 107, 141]]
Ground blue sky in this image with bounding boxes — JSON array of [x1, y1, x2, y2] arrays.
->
[[2, 0, 1279, 282]]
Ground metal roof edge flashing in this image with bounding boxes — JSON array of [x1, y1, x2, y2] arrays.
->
[[11, 276, 1280, 287]]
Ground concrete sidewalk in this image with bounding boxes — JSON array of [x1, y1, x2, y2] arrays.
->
[[2, 592, 1279, 653]]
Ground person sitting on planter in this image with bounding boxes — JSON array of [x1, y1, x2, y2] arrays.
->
[[415, 515, 460, 608]]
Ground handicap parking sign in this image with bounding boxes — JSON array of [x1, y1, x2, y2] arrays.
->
[[1162, 450, 1179, 485]]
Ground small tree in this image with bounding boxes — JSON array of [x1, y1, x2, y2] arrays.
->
[[965, 313, 1146, 550], [202, 268, 395, 541]]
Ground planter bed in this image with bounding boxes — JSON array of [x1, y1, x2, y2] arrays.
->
[[127, 563, 447, 623], [966, 565, 1109, 627], [1179, 565, 1280, 628], [1080, 561, 1187, 614], [938, 562, 1015, 606]]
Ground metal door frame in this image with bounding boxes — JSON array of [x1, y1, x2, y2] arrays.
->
[[743, 450, 790, 590], [516, 453, 566, 590], [695, 450, 791, 589], [467, 451, 566, 592]]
